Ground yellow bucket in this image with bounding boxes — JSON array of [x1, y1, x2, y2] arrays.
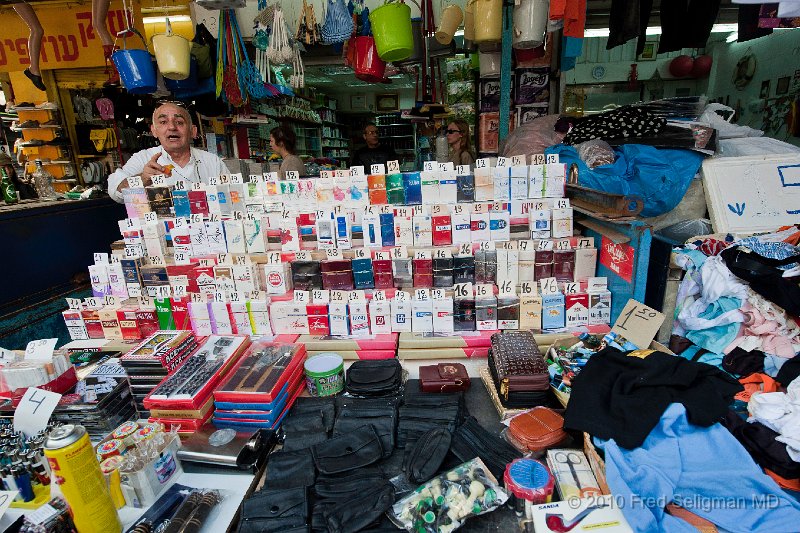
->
[[474, 0, 502, 44], [435, 5, 464, 45], [152, 18, 191, 80], [464, 0, 475, 42]]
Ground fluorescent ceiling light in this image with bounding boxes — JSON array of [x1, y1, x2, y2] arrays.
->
[[143, 15, 192, 23], [584, 23, 739, 38]]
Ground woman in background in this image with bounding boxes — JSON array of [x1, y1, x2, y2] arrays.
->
[[270, 126, 306, 178], [446, 119, 476, 168]]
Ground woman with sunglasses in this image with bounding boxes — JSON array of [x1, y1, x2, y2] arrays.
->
[[446, 120, 476, 168]]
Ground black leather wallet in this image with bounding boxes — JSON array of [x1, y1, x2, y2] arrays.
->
[[239, 487, 308, 533], [345, 359, 403, 397], [403, 427, 452, 483], [312, 424, 384, 474]]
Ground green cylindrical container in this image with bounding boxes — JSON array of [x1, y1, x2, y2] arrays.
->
[[369, 2, 414, 62], [304, 353, 344, 396]]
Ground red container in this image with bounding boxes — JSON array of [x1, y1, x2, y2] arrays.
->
[[348, 36, 387, 83]]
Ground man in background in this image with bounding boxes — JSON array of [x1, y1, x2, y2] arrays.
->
[[351, 123, 398, 169]]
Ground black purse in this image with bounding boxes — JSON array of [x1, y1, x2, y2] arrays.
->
[[312, 424, 384, 474], [721, 246, 800, 316], [239, 487, 308, 533], [345, 359, 403, 397], [403, 427, 452, 483]]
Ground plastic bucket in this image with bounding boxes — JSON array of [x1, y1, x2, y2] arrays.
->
[[112, 47, 157, 95], [304, 353, 344, 397], [369, 2, 414, 62], [165, 58, 198, 92], [513, 0, 548, 49], [351, 36, 387, 82], [152, 20, 191, 80], [464, 0, 476, 42], [436, 5, 464, 45], [474, 0, 502, 44]]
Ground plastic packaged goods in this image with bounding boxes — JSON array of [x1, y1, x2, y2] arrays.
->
[[390, 457, 509, 532]]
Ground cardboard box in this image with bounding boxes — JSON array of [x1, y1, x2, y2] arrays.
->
[[520, 294, 543, 331], [451, 213, 472, 244], [391, 299, 412, 332], [542, 293, 566, 330], [298, 333, 398, 351], [411, 299, 434, 333], [471, 212, 490, 242], [369, 300, 392, 334], [328, 302, 349, 336], [552, 208, 574, 239], [565, 293, 589, 329], [397, 331, 497, 349], [62, 310, 89, 340], [270, 301, 310, 334], [307, 350, 396, 360], [432, 298, 454, 333], [306, 304, 330, 335], [349, 301, 370, 337], [397, 347, 490, 359], [247, 299, 273, 336]]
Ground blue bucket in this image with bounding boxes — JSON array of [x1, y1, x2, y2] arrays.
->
[[112, 31, 157, 94]]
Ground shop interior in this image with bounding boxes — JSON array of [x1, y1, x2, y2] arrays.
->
[[0, 0, 799, 532]]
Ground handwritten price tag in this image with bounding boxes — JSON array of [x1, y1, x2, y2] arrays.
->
[[25, 338, 58, 361], [313, 289, 330, 304], [14, 388, 61, 438], [611, 299, 665, 350], [0, 490, 18, 519]]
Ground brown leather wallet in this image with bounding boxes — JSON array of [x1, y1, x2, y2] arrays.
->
[[508, 406, 567, 451], [419, 363, 471, 393]]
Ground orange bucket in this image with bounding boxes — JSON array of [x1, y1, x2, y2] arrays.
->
[[349, 36, 387, 83]]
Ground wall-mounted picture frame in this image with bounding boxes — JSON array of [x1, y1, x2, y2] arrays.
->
[[376, 93, 399, 112], [638, 40, 658, 61], [350, 94, 367, 110], [776, 76, 790, 95], [760, 80, 771, 99]]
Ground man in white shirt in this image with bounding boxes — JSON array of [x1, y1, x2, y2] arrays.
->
[[107, 101, 227, 203]]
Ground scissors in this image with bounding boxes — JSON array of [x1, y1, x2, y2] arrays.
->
[[554, 451, 599, 498]]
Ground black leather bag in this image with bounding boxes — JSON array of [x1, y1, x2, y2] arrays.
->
[[265, 448, 316, 488], [721, 246, 800, 316], [345, 359, 403, 397], [312, 424, 384, 474], [403, 427, 452, 483], [314, 468, 387, 500], [450, 416, 522, 479], [239, 487, 308, 533], [323, 481, 396, 533], [334, 415, 395, 457]]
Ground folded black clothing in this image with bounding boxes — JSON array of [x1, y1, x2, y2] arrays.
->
[[722, 347, 766, 377], [563, 106, 666, 145], [776, 355, 800, 388], [265, 448, 316, 488], [312, 424, 384, 474], [450, 416, 522, 479], [563, 348, 743, 449], [239, 487, 308, 533], [721, 410, 800, 480]]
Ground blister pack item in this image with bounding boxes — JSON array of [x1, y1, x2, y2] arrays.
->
[[390, 457, 509, 532]]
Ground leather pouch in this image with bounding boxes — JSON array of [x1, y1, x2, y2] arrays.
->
[[419, 363, 471, 393], [281, 412, 329, 451], [312, 424, 384, 474], [450, 416, 522, 479], [239, 487, 308, 533], [490, 331, 549, 401], [403, 427, 452, 483], [487, 353, 550, 409], [508, 407, 567, 451], [334, 417, 395, 457], [290, 397, 335, 431], [345, 359, 403, 397], [314, 468, 386, 500], [324, 481, 395, 533], [265, 448, 315, 488]]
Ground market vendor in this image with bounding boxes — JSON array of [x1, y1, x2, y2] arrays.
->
[[107, 101, 227, 203], [351, 123, 398, 169]]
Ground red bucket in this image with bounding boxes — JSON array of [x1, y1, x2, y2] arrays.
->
[[349, 36, 387, 83]]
